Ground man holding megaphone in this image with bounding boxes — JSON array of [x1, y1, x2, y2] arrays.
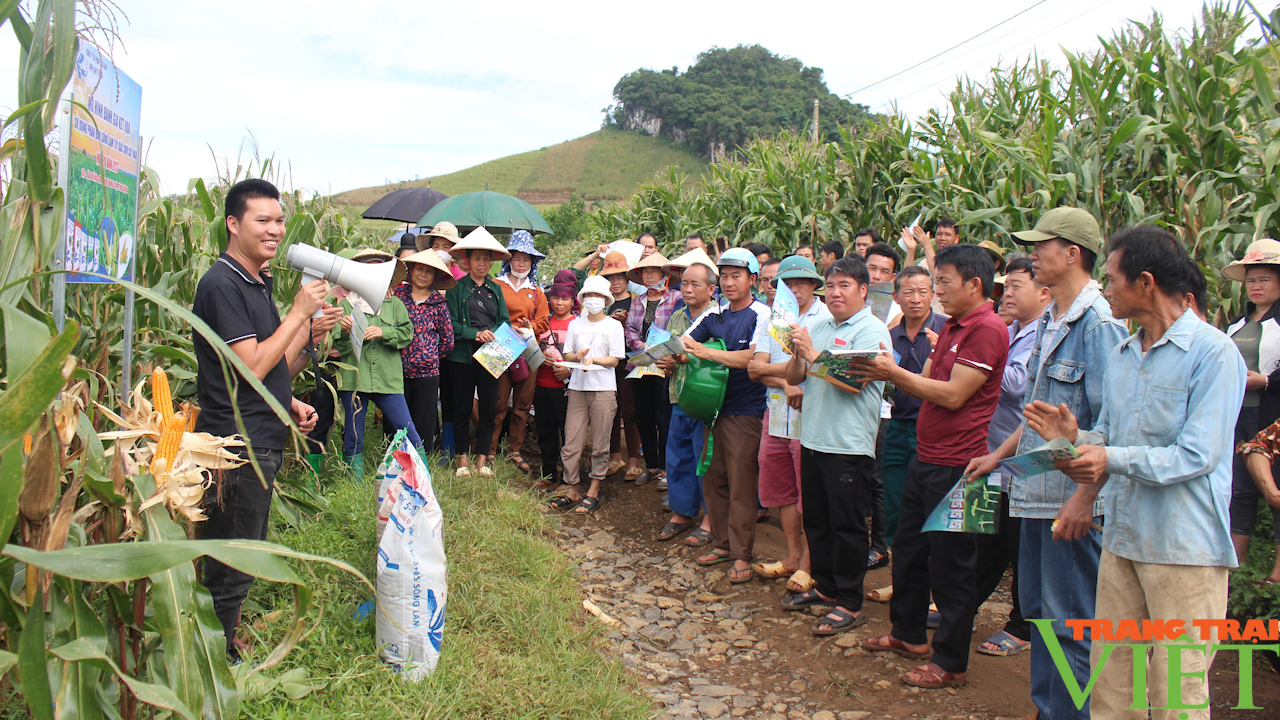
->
[[191, 178, 342, 662]]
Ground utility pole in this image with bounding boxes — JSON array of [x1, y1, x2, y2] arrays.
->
[[811, 99, 820, 143]]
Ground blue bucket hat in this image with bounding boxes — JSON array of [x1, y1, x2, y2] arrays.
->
[[501, 230, 545, 279], [773, 255, 824, 289]]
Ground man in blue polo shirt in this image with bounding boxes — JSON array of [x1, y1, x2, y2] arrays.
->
[[193, 178, 340, 661], [682, 247, 771, 585], [781, 256, 891, 636]]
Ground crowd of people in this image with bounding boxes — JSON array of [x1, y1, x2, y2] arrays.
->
[[194, 178, 1280, 720]]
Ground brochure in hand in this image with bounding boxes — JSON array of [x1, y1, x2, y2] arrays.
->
[[766, 388, 800, 440], [766, 279, 800, 355], [999, 437, 1081, 479], [922, 473, 1001, 534], [627, 325, 686, 366], [867, 282, 895, 323], [554, 361, 607, 371], [349, 306, 369, 361], [473, 323, 527, 378], [806, 341, 886, 393]]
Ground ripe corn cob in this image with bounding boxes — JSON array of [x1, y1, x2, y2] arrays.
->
[[151, 412, 185, 477], [152, 367, 173, 422]]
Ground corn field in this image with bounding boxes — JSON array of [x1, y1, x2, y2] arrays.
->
[[587, 2, 1280, 321]]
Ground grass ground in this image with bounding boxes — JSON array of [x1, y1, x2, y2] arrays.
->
[[332, 129, 708, 208], [234, 436, 652, 720]]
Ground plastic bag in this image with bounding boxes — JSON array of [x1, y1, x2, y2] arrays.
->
[[376, 446, 447, 680], [375, 429, 412, 542]]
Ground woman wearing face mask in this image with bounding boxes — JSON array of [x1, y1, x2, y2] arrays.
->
[[623, 250, 680, 487], [443, 227, 511, 477], [492, 231, 550, 472]]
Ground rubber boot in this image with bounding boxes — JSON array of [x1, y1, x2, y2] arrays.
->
[[442, 422, 455, 462], [306, 453, 323, 474], [343, 453, 364, 481]]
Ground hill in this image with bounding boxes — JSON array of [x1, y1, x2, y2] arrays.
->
[[332, 129, 708, 210]]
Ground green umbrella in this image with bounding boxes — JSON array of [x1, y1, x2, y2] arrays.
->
[[416, 190, 553, 235]]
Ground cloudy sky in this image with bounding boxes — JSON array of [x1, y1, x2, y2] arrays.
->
[[0, 0, 1243, 196]]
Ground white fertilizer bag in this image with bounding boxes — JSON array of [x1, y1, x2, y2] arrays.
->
[[375, 430, 412, 541], [376, 447, 447, 680]]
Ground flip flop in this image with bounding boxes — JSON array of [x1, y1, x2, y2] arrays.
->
[[977, 630, 1032, 657], [781, 589, 835, 612], [657, 520, 695, 541], [696, 549, 732, 566], [866, 585, 893, 603], [862, 634, 932, 660], [728, 565, 754, 584], [814, 607, 869, 636], [546, 495, 579, 512], [901, 663, 968, 689], [786, 570, 816, 594], [752, 561, 794, 579], [683, 528, 713, 547], [572, 496, 601, 514]]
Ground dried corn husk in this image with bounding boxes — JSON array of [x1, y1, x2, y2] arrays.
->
[[18, 417, 58, 524]]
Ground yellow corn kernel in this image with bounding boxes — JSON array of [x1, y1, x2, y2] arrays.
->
[[22, 433, 30, 454], [152, 368, 173, 422], [151, 412, 185, 477]]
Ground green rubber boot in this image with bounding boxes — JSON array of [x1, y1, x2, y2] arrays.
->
[[343, 454, 364, 480], [306, 453, 323, 474]]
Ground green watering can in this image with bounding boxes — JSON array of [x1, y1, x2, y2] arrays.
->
[[673, 338, 728, 475]]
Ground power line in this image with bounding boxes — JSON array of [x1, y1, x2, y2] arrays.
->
[[843, 0, 1052, 99]]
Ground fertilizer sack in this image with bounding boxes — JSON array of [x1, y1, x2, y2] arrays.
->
[[376, 446, 447, 680], [375, 429, 412, 542]]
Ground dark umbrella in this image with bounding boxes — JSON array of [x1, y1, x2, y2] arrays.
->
[[416, 190, 552, 235], [362, 187, 450, 225]]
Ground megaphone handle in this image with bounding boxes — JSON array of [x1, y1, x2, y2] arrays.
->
[[301, 271, 326, 318]]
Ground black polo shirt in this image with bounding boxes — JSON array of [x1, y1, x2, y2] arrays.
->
[[192, 253, 293, 449]]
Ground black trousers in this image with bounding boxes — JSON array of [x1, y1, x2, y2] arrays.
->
[[404, 376, 441, 452], [632, 375, 671, 471], [200, 447, 283, 660], [304, 370, 336, 455], [890, 458, 978, 674], [869, 417, 889, 556], [448, 359, 499, 458], [974, 490, 1030, 641], [801, 448, 874, 612], [534, 384, 569, 483]]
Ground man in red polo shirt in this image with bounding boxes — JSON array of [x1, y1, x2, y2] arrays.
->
[[849, 244, 1009, 690]]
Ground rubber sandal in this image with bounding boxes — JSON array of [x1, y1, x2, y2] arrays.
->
[[624, 466, 644, 482], [751, 561, 793, 579], [867, 550, 890, 569], [901, 664, 968, 689], [455, 466, 472, 478], [781, 589, 835, 612], [546, 495, 579, 512], [729, 565, 754, 583], [862, 635, 932, 660], [572, 496, 601, 514], [696, 549, 732, 566], [866, 585, 893, 603], [478, 466, 493, 477], [977, 630, 1032, 657], [508, 453, 531, 472], [683, 528, 713, 547], [785, 570, 816, 594], [657, 520, 694, 541], [606, 459, 626, 476], [534, 478, 557, 492], [814, 607, 869, 636]]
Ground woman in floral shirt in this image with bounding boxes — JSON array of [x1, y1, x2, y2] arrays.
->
[[394, 249, 456, 455]]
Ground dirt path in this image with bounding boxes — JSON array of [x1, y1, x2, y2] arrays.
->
[[541, 475, 1280, 720]]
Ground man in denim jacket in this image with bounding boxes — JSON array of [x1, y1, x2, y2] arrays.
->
[[969, 208, 1127, 720]]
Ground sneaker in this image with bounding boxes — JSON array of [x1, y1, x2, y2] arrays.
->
[[654, 475, 668, 491], [661, 492, 670, 511]]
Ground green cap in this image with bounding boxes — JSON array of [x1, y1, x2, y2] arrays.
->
[[1011, 207, 1102, 254], [773, 255, 824, 289]]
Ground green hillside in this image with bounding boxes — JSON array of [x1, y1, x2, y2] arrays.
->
[[333, 129, 708, 209]]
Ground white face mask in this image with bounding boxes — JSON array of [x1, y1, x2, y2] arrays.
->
[[435, 249, 452, 265], [581, 297, 607, 315], [512, 268, 530, 280]]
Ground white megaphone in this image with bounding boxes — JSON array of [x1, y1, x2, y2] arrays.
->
[[286, 243, 397, 317]]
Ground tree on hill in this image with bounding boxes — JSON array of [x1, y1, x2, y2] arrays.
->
[[604, 44, 873, 157]]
